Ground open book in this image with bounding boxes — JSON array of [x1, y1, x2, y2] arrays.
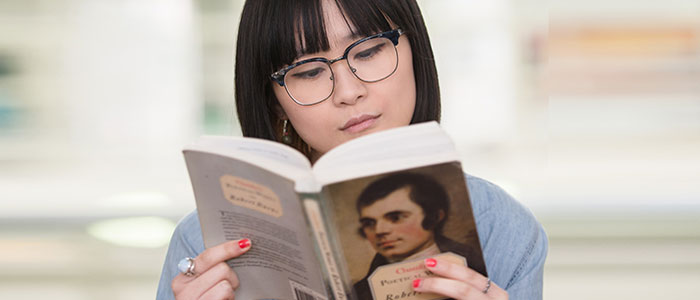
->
[[183, 121, 487, 300]]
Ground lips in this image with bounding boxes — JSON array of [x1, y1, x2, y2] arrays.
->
[[378, 240, 399, 248], [340, 113, 380, 133]]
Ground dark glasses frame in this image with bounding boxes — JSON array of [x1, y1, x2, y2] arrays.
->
[[270, 28, 404, 106]]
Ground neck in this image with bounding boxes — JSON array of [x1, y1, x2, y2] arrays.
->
[[309, 149, 323, 164], [386, 238, 439, 263]]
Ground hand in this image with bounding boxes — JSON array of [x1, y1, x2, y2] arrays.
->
[[171, 239, 252, 300], [412, 257, 508, 300]]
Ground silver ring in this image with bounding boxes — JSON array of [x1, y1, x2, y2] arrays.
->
[[178, 257, 196, 277], [482, 278, 491, 294]]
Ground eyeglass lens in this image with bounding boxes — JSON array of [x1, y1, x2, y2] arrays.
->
[[283, 37, 398, 105]]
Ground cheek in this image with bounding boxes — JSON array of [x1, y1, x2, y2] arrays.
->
[[364, 230, 376, 241], [289, 111, 334, 150], [395, 221, 426, 237], [374, 43, 416, 121], [272, 86, 293, 115], [273, 88, 330, 144], [285, 106, 342, 154], [395, 47, 415, 92]]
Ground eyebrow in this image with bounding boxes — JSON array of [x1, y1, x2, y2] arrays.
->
[[359, 210, 410, 221], [359, 217, 375, 223], [384, 210, 409, 218], [296, 31, 365, 59]]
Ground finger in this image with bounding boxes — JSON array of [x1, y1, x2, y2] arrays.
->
[[196, 239, 252, 276], [423, 258, 508, 299], [413, 277, 486, 300], [193, 261, 240, 290], [172, 239, 250, 295], [424, 258, 487, 291], [174, 261, 241, 299], [184, 261, 239, 299], [198, 280, 235, 300], [228, 263, 240, 290]]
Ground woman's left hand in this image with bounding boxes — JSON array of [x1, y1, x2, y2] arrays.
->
[[412, 257, 508, 300]]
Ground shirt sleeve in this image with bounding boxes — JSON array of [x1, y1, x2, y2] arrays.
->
[[502, 223, 548, 299], [156, 211, 205, 300], [467, 174, 548, 300]]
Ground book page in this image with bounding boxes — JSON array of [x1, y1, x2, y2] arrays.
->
[[186, 135, 312, 174], [184, 151, 326, 300], [321, 163, 487, 300], [186, 136, 321, 193], [311, 122, 459, 189]]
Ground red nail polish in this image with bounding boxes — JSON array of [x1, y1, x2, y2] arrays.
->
[[412, 278, 421, 289], [425, 258, 437, 268], [238, 238, 250, 249]]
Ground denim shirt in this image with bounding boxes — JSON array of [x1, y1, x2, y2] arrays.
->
[[157, 174, 548, 299]]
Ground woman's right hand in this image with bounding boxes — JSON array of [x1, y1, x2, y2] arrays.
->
[[171, 238, 252, 300]]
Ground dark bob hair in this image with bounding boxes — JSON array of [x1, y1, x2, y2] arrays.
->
[[235, 0, 440, 156], [356, 172, 450, 237]]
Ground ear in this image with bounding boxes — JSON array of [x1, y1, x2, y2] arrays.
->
[[437, 209, 446, 223]]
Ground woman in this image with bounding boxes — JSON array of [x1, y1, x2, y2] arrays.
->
[[157, 0, 547, 299]]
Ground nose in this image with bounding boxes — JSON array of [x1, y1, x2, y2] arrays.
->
[[329, 62, 367, 106], [374, 219, 392, 235]]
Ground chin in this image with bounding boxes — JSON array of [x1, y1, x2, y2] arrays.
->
[[381, 250, 406, 259]]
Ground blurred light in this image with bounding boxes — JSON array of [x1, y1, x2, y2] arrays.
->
[[98, 191, 172, 209], [86, 217, 175, 248]]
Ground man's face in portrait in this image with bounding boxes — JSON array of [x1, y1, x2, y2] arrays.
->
[[359, 186, 436, 261]]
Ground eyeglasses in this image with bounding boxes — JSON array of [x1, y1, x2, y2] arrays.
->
[[271, 28, 404, 106]]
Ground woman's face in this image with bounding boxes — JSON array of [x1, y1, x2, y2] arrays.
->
[[272, 1, 416, 159]]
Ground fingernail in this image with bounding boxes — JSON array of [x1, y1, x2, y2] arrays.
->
[[412, 278, 421, 289], [425, 258, 437, 268], [238, 238, 251, 249]]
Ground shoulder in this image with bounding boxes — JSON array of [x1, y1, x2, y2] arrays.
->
[[465, 174, 542, 239], [466, 174, 527, 219], [466, 174, 544, 249], [465, 174, 548, 298]]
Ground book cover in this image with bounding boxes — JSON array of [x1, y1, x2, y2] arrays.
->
[[183, 122, 486, 300], [323, 163, 486, 300]]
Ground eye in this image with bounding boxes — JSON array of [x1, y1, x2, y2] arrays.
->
[[353, 43, 386, 61], [385, 211, 407, 223], [360, 219, 376, 229], [291, 67, 326, 80]]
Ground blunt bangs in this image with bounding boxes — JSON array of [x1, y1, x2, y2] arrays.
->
[[267, 0, 395, 73]]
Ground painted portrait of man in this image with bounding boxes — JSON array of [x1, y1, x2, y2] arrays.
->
[[351, 172, 486, 300]]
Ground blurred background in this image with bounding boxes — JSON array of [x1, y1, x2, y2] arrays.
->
[[0, 0, 698, 299]]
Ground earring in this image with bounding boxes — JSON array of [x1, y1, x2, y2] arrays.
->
[[281, 120, 292, 144]]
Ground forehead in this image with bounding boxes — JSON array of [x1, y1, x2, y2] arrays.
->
[[280, 0, 392, 63], [296, 1, 360, 56], [359, 187, 423, 217]]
